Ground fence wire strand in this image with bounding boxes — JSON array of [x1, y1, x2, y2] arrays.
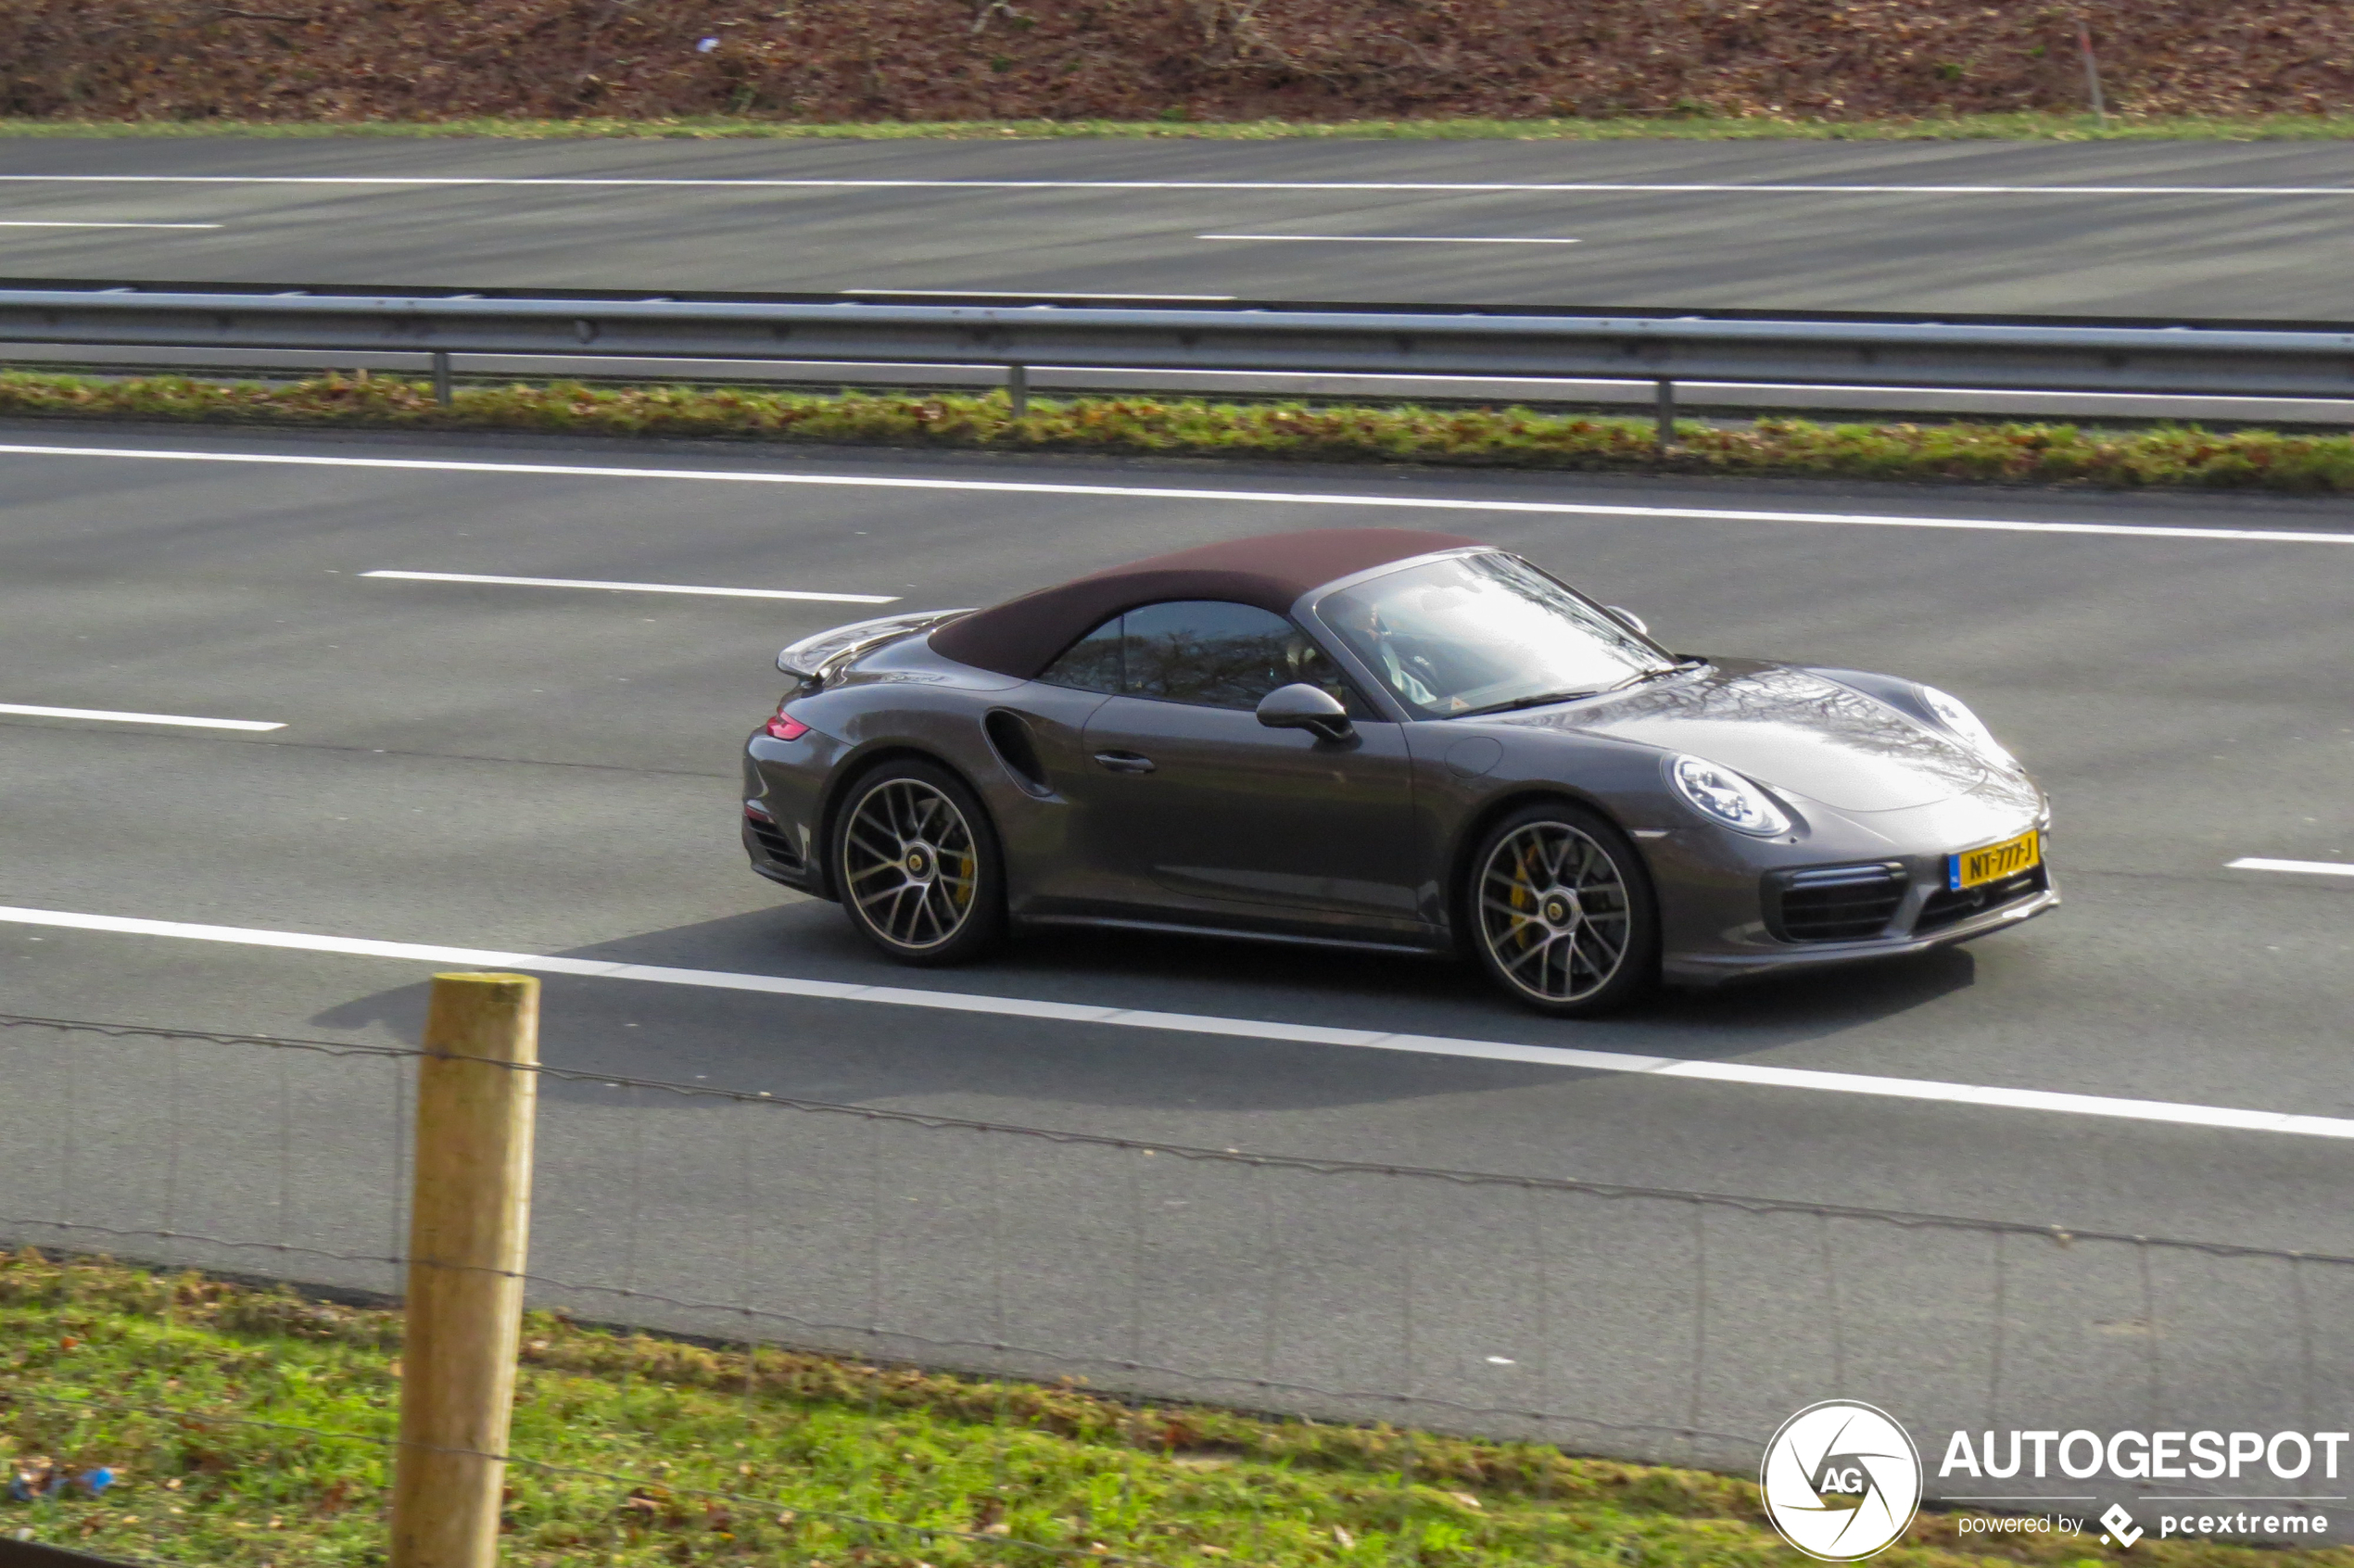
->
[[4, 1005, 2348, 1494], [5, 1008, 2342, 1265]]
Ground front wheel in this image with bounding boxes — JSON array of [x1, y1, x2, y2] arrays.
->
[[1465, 801, 1659, 1017], [831, 759, 1006, 966]]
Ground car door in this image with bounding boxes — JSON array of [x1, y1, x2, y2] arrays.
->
[[982, 616, 1129, 911], [1071, 600, 1423, 928]]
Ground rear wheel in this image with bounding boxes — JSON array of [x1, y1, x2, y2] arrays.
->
[[1465, 801, 1658, 1016], [832, 759, 1006, 966]]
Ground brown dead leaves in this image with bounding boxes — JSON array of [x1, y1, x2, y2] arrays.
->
[[0, 0, 2348, 124]]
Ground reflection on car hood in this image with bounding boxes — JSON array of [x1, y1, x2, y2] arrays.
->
[[1496, 662, 1997, 812]]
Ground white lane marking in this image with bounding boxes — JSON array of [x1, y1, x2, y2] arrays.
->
[[0, 703, 283, 731], [1198, 233, 1582, 245], [5, 441, 2352, 547], [361, 569, 897, 604], [0, 221, 223, 230], [2229, 856, 2354, 878], [845, 288, 1238, 300], [1, 902, 2348, 1140], [6, 175, 2354, 196]]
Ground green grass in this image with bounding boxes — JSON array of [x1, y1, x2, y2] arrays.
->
[[8, 112, 2354, 141], [7, 367, 2354, 493], [6, 1248, 2347, 1568]]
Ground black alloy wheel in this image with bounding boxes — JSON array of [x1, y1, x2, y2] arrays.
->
[[832, 758, 1006, 965], [1465, 800, 1660, 1016]]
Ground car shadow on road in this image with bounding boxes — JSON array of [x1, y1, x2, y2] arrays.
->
[[308, 896, 1987, 1118]]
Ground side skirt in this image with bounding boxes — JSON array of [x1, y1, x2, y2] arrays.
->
[[1019, 913, 1451, 958]]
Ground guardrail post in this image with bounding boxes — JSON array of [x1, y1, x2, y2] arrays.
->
[[2077, 18, 2107, 128], [1007, 362, 1030, 420], [1654, 379, 1677, 454], [390, 972, 540, 1568], [430, 351, 454, 408]]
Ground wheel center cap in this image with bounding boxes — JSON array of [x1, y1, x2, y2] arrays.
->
[[905, 846, 931, 879], [1541, 891, 1577, 928]]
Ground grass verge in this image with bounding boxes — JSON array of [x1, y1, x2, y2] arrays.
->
[[8, 113, 2354, 141], [5, 1248, 2343, 1568], [6, 368, 2354, 492]]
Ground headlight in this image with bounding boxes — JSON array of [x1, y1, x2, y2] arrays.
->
[[1670, 753, 1790, 836], [1917, 686, 2019, 770]]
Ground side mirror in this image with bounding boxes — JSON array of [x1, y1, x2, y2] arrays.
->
[[1604, 605, 1650, 637], [1257, 682, 1354, 743]]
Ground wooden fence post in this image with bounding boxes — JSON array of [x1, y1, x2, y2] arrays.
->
[[389, 972, 541, 1568]]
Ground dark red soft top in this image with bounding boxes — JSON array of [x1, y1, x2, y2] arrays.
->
[[929, 527, 1479, 678]]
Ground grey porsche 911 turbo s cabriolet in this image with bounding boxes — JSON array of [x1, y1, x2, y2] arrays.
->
[[741, 529, 2055, 1016]]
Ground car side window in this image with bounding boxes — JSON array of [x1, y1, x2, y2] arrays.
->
[[1284, 631, 1373, 718], [1038, 614, 1126, 694], [1121, 600, 1307, 711], [1042, 601, 1373, 714]]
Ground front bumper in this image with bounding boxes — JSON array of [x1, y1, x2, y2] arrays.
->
[[1652, 796, 2059, 988], [1664, 872, 2057, 986]]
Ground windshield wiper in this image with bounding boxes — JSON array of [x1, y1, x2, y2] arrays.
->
[[1454, 688, 1605, 717], [1454, 661, 1700, 718], [1601, 659, 1702, 693]]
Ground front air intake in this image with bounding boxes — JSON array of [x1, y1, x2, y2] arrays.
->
[[1768, 864, 1908, 942]]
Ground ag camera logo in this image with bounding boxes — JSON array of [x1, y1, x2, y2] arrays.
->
[[1762, 1401, 1924, 1561]]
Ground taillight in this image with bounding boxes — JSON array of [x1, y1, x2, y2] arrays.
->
[[765, 703, 810, 741]]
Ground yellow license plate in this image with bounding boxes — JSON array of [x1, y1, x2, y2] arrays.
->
[[1949, 828, 2041, 891]]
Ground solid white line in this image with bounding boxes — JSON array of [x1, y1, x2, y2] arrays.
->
[[1198, 234, 1581, 245], [5, 441, 2351, 547], [0, 221, 222, 230], [361, 569, 897, 604], [844, 289, 1237, 300], [5, 175, 2354, 196], [0, 703, 283, 731], [2229, 856, 2354, 878], [2, 902, 2348, 1140]]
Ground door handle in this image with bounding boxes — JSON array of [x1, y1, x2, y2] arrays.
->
[[1093, 750, 1157, 775]]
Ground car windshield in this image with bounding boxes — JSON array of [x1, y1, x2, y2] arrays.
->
[[1316, 552, 1676, 718]]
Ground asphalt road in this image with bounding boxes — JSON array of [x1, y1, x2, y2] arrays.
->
[[1, 419, 2350, 1488], [5, 138, 2354, 317]]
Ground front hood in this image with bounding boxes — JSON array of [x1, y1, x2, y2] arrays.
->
[[1497, 661, 1997, 812]]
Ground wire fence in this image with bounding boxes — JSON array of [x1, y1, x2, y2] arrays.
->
[[3, 1008, 2349, 1561]]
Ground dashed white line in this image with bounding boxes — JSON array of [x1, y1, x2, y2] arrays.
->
[[5, 175, 2354, 196], [2229, 856, 2354, 878], [0, 703, 283, 731], [6, 441, 2352, 547], [0, 902, 2347, 1140], [1198, 234, 1582, 245], [844, 289, 1237, 301], [362, 570, 897, 604], [0, 221, 222, 230]]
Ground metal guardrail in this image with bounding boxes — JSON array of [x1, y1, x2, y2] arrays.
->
[[4, 277, 2352, 439]]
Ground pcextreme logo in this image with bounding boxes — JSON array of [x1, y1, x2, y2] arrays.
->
[[1761, 1401, 1926, 1562]]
